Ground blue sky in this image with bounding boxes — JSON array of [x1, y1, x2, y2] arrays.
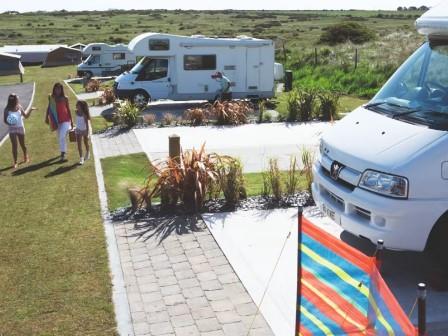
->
[[0, 0, 441, 12]]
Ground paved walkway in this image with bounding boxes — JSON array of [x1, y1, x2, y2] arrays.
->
[[92, 129, 143, 159], [114, 215, 273, 336]]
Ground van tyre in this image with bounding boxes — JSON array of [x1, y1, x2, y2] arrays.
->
[[133, 90, 150, 107], [425, 214, 448, 270], [84, 71, 93, 79]]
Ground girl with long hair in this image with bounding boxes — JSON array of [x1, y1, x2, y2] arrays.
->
[[74, 100, 91, 165], [45, 82, 73, 161], [3, 94, 35, 169]]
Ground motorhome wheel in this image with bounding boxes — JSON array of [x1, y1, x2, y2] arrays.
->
[[84, 71, 93, 79], [133, 90, 150, 107]]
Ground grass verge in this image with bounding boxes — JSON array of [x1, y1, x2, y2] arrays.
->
[[0, 65, 115, 335], [102, 153, 308, 211]]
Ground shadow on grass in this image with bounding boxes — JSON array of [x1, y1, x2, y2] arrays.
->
[[12, 156, 60, 176], [127, 214, 204, 244], [44, 163, 79, 178]]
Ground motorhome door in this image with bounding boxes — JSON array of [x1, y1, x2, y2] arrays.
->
[[135, 58, 171, 100], [246, 48, 261, 91]]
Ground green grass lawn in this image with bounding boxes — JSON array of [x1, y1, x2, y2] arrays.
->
[[0, 66, 115, 335], [91, 116, 114, 134], [102, 153, 308, 211]]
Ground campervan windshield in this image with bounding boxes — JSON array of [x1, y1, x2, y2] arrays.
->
[[85, 55, 100, 64], [130, 57, 168, 81], [367, 40, 448, 131]]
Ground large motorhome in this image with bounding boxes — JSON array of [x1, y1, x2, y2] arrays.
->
[[77, 43, 136, 78], [114, 33, 284, 105], [312, 3, 448, 264]]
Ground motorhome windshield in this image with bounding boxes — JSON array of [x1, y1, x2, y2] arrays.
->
[[131, 57, 149, 74], [367, 40, 448, 130], [85, 55, 100, 64]]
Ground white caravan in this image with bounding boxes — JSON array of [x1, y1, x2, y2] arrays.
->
[[114, 33, 284, 104], [77, 43, 136, 78], [312, 2, 448, 263]]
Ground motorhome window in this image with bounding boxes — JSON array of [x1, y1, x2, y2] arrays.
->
[[92, 46, 101, 51], [149, 39, 170, 51], [113, 53, 126, 60], [137, 58, 168, 81], [184, 55, 216, 70], [86, 55, 100, 64], [369, 41, 448, 130]]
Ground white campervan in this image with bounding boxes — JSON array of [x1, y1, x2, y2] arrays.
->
[[113, 33, 284, 105], [312, 3, 448, 262], [77, 43, 136, 78]]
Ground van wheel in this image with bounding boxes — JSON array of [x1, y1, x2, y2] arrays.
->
[[84, 71, 93, 79], [133, 91, 150, 107], [425, 214, 448, 269]]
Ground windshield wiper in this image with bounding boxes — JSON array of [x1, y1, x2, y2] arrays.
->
[[364, 99, 415, 111], [392, 108, 422, 119]]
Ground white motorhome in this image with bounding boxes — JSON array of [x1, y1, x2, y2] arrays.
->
[[312, 3, 448, 263], [77, 43, 136, 78], [114, 33, 284, 105]]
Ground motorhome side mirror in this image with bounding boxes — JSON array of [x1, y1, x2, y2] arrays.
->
[[168, 77, 171, 82], [87, 61, 92, 65]]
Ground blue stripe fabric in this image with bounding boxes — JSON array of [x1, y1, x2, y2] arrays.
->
[[301, 297, 348, 335]]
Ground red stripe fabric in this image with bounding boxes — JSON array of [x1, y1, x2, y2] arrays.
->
[[298, 324, 313, 336]]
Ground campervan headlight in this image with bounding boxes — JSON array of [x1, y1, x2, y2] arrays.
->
[[359, 170, 408, 199]]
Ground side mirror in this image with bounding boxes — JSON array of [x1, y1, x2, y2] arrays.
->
[[87, 62, 92, 65], [167, 77, 171, 82]]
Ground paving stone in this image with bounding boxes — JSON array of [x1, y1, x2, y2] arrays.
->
[[182, 286, 204, 299], [167, 303, 190, 317], [142, 292, 163, 303], [172, 261, 191, 272], [174, 324, 200, 336], [149, 321, 174, 335], [186, 296, 209, 310], [161, 284, 182, 296], [235, 302, 258, 316], [185, 248, 203, 257], [208, 256, 229, 267], [192, 262, 212, 273], [139, 282, 160, 293], [197, 271, 218, 282], [170, 313, 195, 328], [158, 276, 178, 286], [190, 306, 215, 320], [200, 280, 222, 291], [134, 322, 151, 335], [196, 317, 221, 332], [144, 300, 166, 313], [202, 331, 225, 336], [222, 321, 247, 336], [210, 299, 235, 313], [148, 310, 170, 324], [218, 272, 240, 284], [216, 311, 242, 324], [164, 294, 185, 306], [155, 268, 175, 279], [178, 277, 200, 289], [213, 264, 234, 275], [174, 269, 196, 280], [169, 254, 188, 263], [187, 254, 207, 264], [204, 289, 227, 301], [132, 311, 147, 323]]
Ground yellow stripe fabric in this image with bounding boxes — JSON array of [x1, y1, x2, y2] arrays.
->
[[300, 305, 334, 335]]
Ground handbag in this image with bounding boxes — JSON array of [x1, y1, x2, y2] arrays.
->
[[68, 129, 76, 142]]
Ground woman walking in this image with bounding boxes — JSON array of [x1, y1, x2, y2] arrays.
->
[[45, 83, 73, 161], [3, 94, 35, 169]]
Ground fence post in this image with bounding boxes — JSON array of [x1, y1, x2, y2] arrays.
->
[[375, 239, 384, 270], [418, 283, 427, 336], [296, 206, 303, 335], [169, 134, 181, 163], [355, 48, 358, 70], [314, 48, 318, 66]]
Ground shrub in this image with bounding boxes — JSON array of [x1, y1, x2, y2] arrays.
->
[[263, 111, 273, 122], [217, 158, 246, 207], [297, 88, 317, 122], [100, 88, 116, 105], [163, 112, 174, 126], [318, 91, 340, 121], [184, 107, 209, 126], [267, 158, 282, 201], [85, 79, 100, 93], [287, 89, 300, 122], [145, 144, 223, 212], [143, 113, 156, 125], [113, 100, 140, 128], [261, 171, 271, 197], [212, 100, 252, 125], [301, 148, 314, 192], [319, 22, 375, 45], [285, 156, 299, 195]]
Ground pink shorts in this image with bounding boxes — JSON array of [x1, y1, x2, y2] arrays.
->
[[9, 126, 25, 135], [75, 128, 88, 137]]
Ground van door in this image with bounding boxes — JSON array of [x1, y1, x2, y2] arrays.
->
[[246, 48, 261, 91], [135, 58, 171, 100]]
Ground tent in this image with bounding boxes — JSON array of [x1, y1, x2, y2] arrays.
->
[[0, 52, 24, 81], [42, 46, 82, 67]]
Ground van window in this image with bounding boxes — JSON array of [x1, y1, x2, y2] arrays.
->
[[149, 39, 170, 51], [113, 53, 126, 60], [92, 46, 101, 51], [184, 55, 216, 70], [86, 55, 100, 64], [137, 58, 168, 81]]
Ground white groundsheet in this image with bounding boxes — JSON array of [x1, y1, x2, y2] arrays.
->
[[133, 122, 332, 172]]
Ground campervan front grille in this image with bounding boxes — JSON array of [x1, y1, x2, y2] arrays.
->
[[322, 166, 356, 191], [354, 206, 371, 221]]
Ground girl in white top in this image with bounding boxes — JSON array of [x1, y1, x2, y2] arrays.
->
[[75, 100, 91, 165], [3, 93, 35, 169]]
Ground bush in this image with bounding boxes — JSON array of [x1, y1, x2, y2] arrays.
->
[[85, 79, 100, 93], [263, 111, 273, 122], [297, 88, 317, 122], [287, 89, 300, 122], [285, 156, 299, 195], [318, 91, 340, 121], [217, 158, 246, 207], [319, 22, 375, 45], [163, 112, 174, 126], [100, 88, 116, 105], [212, 100, 252, 125], [113, 100, 140, 128], [143, 113, 156, 125], [184, 107, 209, 126], [267, 158, 282, 201], [301, 148, 314, 192]]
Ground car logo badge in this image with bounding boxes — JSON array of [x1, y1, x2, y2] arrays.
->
[[330, 161, 344, 180]]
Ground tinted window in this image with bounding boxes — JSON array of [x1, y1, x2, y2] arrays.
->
[[184, 55, 216, 70], [92, 46, 101, 51], [149, 39, 170, 51], [137, 58, 168, 81]]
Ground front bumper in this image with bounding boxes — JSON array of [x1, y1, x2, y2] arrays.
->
[[312, 161, 443, 251]]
